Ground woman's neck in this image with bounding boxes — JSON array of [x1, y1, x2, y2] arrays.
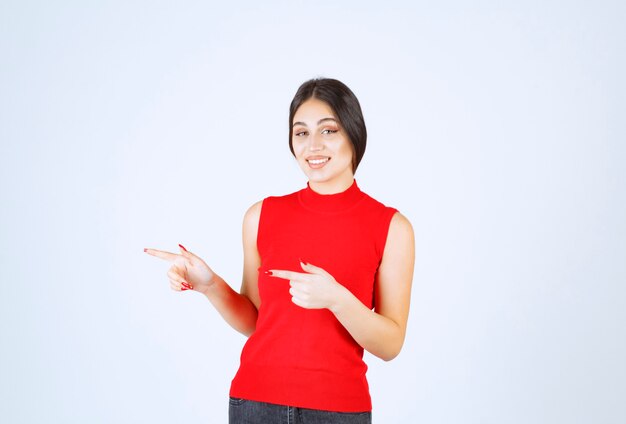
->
[[308, 174, 355, 195]]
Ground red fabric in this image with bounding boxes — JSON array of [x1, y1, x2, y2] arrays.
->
[[229, 180, 398, 412]]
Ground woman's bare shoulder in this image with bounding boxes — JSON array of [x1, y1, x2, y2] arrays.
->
[[245, 200, 264, 217], [390, 211, 413, 231], [243, 200, 264, 230], [386, 211, 414, 251]]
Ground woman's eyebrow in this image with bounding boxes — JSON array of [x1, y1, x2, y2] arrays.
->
[[292, 117, 337, 127]]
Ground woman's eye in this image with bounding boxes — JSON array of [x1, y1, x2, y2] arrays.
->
[[294, 131, 307, 137], [322, 129, 338, 135]]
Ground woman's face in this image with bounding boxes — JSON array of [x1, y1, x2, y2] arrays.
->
[[291, 97, 354, 189]]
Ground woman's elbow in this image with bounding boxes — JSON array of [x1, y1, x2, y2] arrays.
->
[[375, 339, 405, 362], [381, 347, 402, 362]]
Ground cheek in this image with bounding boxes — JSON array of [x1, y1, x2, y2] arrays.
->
[[292, 141, 307, 160], [337, 140, 354, 163]]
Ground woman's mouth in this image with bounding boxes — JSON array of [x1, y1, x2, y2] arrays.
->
[[306, 157, 330, 169]]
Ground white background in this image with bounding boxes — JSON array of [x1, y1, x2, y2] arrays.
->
[[1, 1, 625, 423]]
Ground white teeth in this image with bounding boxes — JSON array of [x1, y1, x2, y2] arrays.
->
[[308, 158, 329, 165]]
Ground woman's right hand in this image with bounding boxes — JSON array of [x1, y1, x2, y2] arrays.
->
[[144, 244, 216, 294]]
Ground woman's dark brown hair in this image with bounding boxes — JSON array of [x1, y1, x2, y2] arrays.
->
[[288, 78, 367, 173]]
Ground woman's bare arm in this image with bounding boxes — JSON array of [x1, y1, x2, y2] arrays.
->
[[331, 212, 415, 360]]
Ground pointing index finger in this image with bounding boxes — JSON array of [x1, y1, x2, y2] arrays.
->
[[269, 269, 311, 282], [144, 248, 179, 262]]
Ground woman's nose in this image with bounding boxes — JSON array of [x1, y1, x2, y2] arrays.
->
[[309, 133, 323, 151]]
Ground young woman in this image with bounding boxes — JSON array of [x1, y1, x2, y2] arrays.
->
[[145, 78, 415, 423]]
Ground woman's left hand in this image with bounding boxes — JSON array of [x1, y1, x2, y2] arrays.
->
[[269, 262, 348, 312]]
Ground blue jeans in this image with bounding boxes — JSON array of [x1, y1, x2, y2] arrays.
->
[[228, 397, 372, 424]]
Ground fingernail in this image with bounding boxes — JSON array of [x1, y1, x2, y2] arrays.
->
[[264, 270, 273, 276], [299, 259, 308, 266], [181, 286, 188, 291], [181, 281, 191, 288], [179, 244, 187, 251], [144, 248, 148, 252]]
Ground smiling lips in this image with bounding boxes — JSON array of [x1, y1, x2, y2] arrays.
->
[[306, 156, 330, 168]]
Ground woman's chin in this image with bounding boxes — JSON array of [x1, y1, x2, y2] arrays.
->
[[304, 171, 331, 183]]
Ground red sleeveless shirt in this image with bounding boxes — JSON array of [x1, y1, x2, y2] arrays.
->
[[229, 179, 398, 412]]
